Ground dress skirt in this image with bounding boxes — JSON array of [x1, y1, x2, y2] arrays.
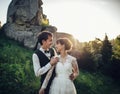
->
[[49, 75, 77, 94]]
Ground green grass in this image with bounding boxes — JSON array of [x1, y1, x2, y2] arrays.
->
[[0, 32, 40, 94], [0, 31, 120, 94], [75, 70, 120, 94]]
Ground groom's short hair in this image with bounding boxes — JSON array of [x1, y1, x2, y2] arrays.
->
[[37, 31, 53, 45]]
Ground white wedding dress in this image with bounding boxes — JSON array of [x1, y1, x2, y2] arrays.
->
[[49, 55, 77, 94]]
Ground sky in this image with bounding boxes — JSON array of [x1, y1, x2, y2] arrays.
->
[[0, 0, 120, 42]]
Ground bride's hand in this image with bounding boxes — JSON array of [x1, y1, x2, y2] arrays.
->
[[39, 88, 45, 94]]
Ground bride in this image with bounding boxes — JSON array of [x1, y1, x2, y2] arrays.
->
[[39, 38, 79, 94]]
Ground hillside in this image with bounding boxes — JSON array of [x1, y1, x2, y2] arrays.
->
[[0, 29, 120, 94]]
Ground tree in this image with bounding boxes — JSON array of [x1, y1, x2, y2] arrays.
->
[[89, 38, 102, 55], [78, 43, 96, 71], [113, 35, 120, 60], [101, 34, 112, 64], [89, 38, 103, 69], [100, 34, 113, 76], [111, 35, 120, 79]]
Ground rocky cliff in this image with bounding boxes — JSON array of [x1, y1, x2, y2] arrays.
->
[[3, 0, 56, 49]]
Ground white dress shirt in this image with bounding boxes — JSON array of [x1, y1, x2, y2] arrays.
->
[[32, 47, 52, 77]]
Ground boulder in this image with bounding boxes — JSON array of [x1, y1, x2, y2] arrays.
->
[[3, 0, 56, 49]]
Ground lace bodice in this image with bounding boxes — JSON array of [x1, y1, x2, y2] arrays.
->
[[41, 55, 79, 89], [55, 55, 75, 78]]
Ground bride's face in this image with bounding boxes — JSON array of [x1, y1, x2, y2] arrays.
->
[[55, 43, 64, 52]]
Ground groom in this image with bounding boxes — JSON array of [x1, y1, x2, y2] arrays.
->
[[32, 30, 58, 94]]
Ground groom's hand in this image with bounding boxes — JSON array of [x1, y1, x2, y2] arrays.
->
[[50, 57, 59, 66], [69, 73, 75, 81], [39, 88, 45, 94]]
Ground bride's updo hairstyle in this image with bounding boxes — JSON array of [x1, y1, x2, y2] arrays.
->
[[56, 38, 73, 51]]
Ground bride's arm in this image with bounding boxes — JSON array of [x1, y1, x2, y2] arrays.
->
[[70, 58, 79, 80]]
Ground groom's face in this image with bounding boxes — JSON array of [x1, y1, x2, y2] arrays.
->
[[43, 36, 53, 48]]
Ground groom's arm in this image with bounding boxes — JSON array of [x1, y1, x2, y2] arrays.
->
[[32, 53, 52, 77], [32, 53, 58, 77]]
